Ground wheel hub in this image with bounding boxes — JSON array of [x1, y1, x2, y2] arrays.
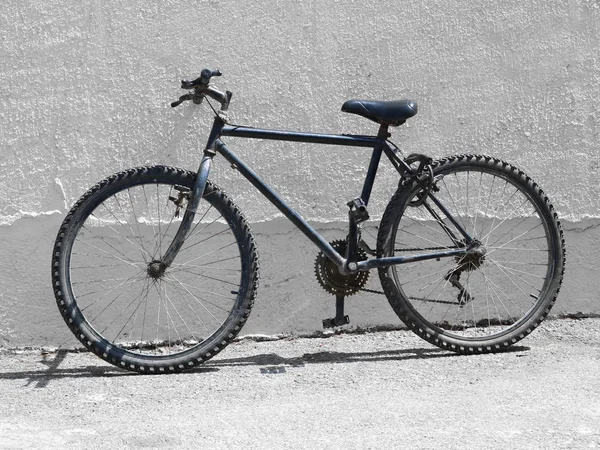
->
[[147, 260, 167, 279], [455, 241, 486, 271]]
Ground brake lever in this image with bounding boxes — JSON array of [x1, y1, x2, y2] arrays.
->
[[171, 93, 193, 108]]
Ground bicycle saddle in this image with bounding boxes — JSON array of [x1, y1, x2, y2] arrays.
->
[[341, 99, 418, 126]]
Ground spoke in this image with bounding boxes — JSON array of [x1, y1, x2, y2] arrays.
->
[[156, 183, 163, 257], [184, 204, 215, 242], [483, 182, 518, 248], [472, 171, 483, 239], [167, 278, 212, 335], [162, 275, 236, 309], [482, 258, 492, 330], [467, 270, 477, 329], [71, 263, 137, 270], [156, 281, 182, 349], [479, 173, 496, 239], [481, 264, 508, 330], [139, 276, 152, 344], [155, 186, 179, 259], [77, 228, 144, 270], [481, 194, 529, 245], [111, 279, 153, 343], [156, 281, 164, 351], [127, 187, 152, 260], [113, 190, 152, 263], [486, 246, 548, 252], [440, 176, 467, 234], [169, 263, 241, 273], [153, 281, 195, 345], [179, 223, 230, 254], [486, 222, 545, 257], [491, 260, 547, 266], [176, 241, 238, 267], [402, 214, 447, 237], [395, 224, 452, 250], [465, 170, 474, 234], [486, 215, 542, 250], [76, 272, 145, 301], [164, 268, 240, 286], [72, 276, 140, 285], [488, 258, 543, 294], [99, 276, 151, 337], [482, 268, 526, 318], [182, 254, 240, 267], [81, 270, 142, 316], [487, 258, 546, 280], [140, 184, 159, 260], [164, 274, 225, 324], [410, 265, 457, 299], [401, 263, 456, 286], [71, 251, 141, 262], [93, 207, 151, 263], [420, 267, 455, 322]]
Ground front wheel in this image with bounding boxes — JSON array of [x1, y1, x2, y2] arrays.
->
[[52, 165, 259, 373], [377, 154, 565, 353]]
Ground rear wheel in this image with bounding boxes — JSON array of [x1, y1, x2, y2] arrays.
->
[[377, 154, 565, 352], [52, 165, 259, 373]]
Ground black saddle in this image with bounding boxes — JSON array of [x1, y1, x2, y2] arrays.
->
[[341, 99, 418, 126]]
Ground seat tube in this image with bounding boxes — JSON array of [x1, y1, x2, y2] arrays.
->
[[160, 117, 225, 268], [359, 141, 384, 205]]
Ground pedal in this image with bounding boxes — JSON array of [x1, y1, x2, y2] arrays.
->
[[323, 295, 350, 328], [322, 315, 350, 329]]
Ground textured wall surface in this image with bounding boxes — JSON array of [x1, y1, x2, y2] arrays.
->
[[0, 0, 599, 346]]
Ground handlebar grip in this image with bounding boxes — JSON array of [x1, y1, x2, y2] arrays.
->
[[181, 69, 222, 89], [200, 69, 222, 83]]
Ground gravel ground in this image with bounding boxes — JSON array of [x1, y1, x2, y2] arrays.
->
[[0, 318, 599, 450]]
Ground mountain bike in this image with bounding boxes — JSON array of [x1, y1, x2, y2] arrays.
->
[[51, 69, 565, 373]]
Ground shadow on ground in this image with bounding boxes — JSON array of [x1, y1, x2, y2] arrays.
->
[[0, 345, 530, 385], [203, 344, 530, 373], [0, 350, 217, 388]]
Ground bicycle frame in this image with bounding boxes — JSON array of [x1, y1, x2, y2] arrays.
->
[[161, 116, 473, 273]]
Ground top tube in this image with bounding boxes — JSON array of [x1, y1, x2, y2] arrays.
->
[[221, 125, 381, 148]]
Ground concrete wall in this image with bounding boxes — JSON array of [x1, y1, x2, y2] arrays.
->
[[0, 0, 599, 347]]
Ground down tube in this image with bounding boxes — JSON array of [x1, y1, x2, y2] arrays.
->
[[214, 140, 346, 268]]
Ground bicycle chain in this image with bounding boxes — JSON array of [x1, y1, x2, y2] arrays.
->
[[359, 246, 455, 295]]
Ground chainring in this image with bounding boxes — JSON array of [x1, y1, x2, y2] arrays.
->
[[314, 239, 369, 296]]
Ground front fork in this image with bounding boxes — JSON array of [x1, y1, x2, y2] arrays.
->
[[158, 118, 225, 270], [160, 154, 214, 268]]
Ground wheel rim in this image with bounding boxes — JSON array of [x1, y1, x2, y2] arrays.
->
[[390, 163, 557, 341], [64, 179, 245, 357]]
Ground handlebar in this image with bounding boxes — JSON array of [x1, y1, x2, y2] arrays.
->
[[181, 69, 222, 89], [171, 68, 232, 111]]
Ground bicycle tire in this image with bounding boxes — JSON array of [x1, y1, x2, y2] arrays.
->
[[52, 165, 259, 373], [377, 154, 565, 352]]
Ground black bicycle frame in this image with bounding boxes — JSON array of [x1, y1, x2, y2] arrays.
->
[[161, 117, 472, 273]]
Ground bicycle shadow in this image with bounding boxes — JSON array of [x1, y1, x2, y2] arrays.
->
[[0, 344, 530, 384], [0, 349, 218, 388], [202, 344, 530, 373]]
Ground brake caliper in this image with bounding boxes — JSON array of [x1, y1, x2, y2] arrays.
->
[[168, 185, 191, 217]]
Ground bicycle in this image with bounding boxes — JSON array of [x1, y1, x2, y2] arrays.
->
[[51, 69, 565, 373]]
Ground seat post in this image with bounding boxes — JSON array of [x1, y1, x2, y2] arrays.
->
[[377, 123, 391, 140]]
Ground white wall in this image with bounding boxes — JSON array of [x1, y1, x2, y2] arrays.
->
[[1, 0, 599, 346]]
